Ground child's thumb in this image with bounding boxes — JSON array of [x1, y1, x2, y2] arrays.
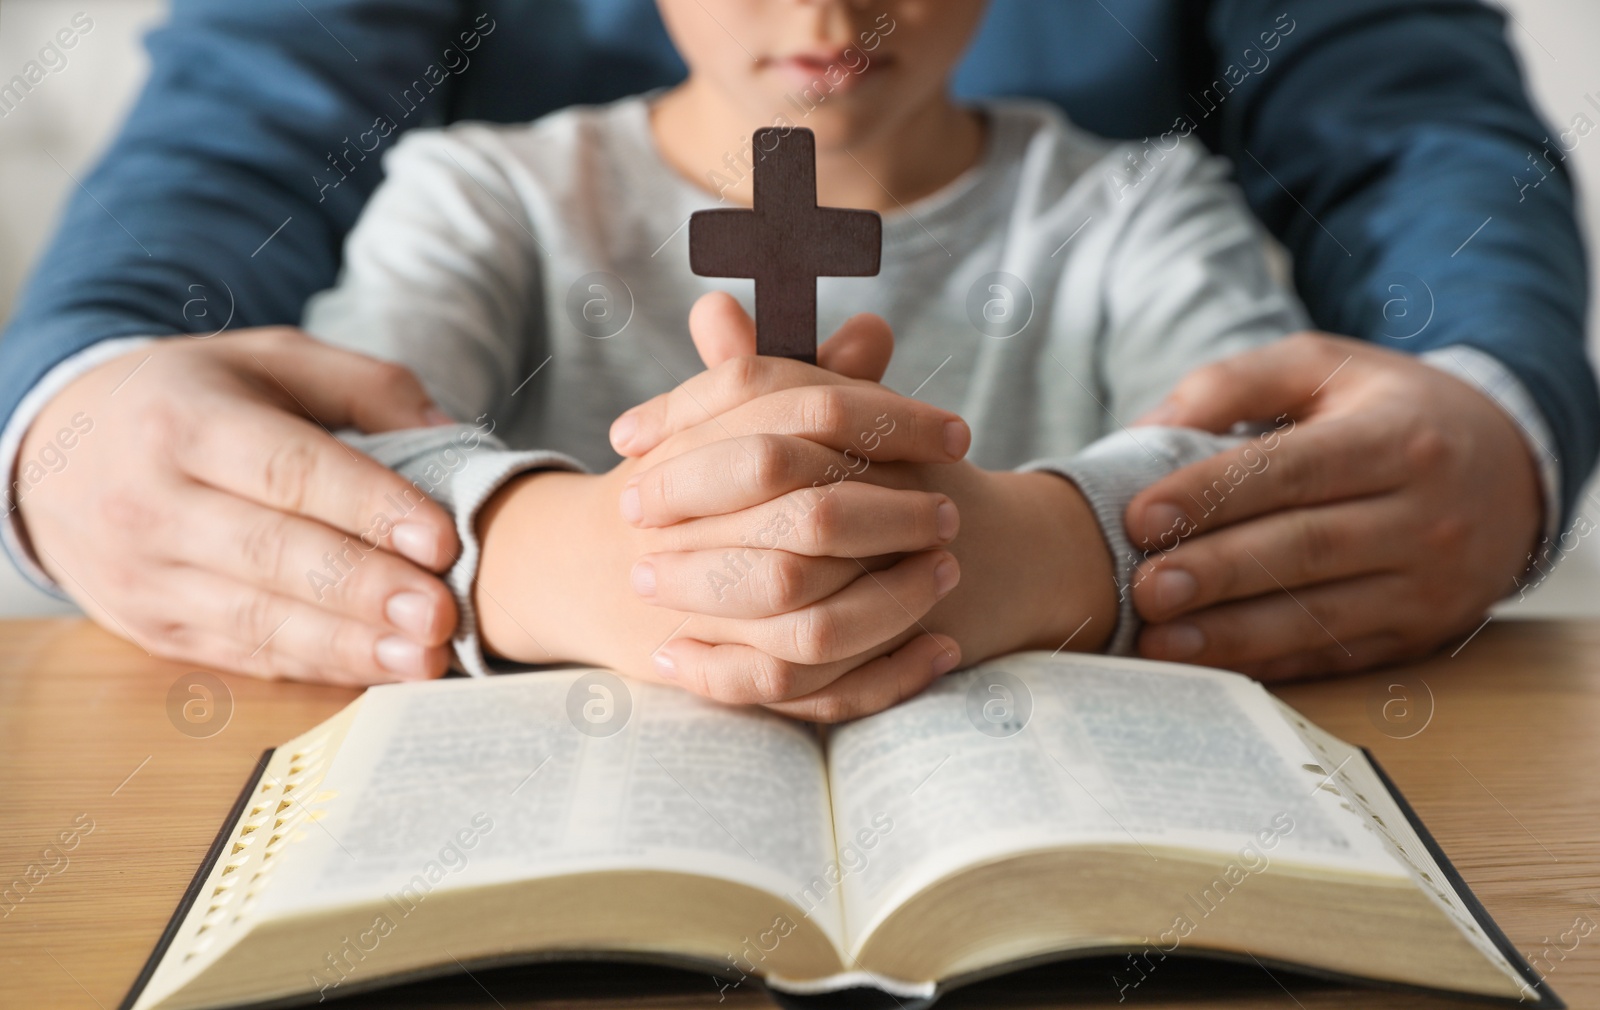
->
[[688, 291, 756, 369], [819, 313, 894, 382]]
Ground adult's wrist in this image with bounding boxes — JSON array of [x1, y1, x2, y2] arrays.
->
[[4, 336, 159, 591], [1419, 344, 1560, 549]]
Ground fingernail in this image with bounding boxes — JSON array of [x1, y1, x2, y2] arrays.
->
[[619, 486, 642, 524], [935, 500, 959, 541], [631, 561, 656, 598], [944, 420, 969, 458], [376, 635, 427, 677], [611, 414, 639, 451], [1145, 623, 1203, 660], [1152, 569, 1198, 611], [391, 523, 441, 567], [934, 557, 960, 596], [652, 649, 677, 679], [422, 406, 455, 427], [385, 591, 434, 638], [1140, 503, 1187, 544], [1136, 401, 1178, 426], [931, 646, 959, 677]]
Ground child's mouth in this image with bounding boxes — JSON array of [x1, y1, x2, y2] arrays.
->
[[765, 46, 887, 96]]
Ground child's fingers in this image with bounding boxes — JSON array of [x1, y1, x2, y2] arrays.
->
[[817, 312, 894, 382], [631, 550, 863, 618], [611, 354, 860, 456], [688, 293, 893, 383], [648, 383, 971, 464], [687, 291, 758, 369], [648, 482, 959, 557], [623, 434, 830, 527], [763, 633, 962, 724], [660, 628, 961, 723], [624, 432, 961, 529], [617, 305, 901, 458], [656, 550, 959, 691]]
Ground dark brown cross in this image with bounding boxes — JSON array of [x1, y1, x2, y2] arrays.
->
[[689, 128, 882, 364]]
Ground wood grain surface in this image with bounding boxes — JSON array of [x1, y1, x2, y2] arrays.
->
[[1, 617, 1593, 1009]]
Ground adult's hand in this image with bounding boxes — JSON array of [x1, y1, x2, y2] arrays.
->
[[15, 328, 462, 685], [1125, 332, 1542, 679]]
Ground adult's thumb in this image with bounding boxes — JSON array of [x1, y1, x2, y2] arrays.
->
[[240, 328, 451, 433], [1135, 332, 1354, 432]]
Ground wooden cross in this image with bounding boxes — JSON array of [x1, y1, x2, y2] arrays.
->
[[689, 127, 882, 364]]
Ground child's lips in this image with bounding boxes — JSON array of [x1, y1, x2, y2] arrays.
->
[[765, 47, 886, 95]]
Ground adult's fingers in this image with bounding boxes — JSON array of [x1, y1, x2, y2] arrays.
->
[[164, 567, 451, 685], [149, 624, 327, 686], [166, 485, 457, 645], [1124, 414, 1411, 547], [1136, 572, 1416, 668], [1237, 632, 1432, 683], [229, 328, 452, 433], [633, 549, 862, 618], [644, 480, 958, 556], [172, 396, 459, 571], [657, 549, 959, 692], [648, 383, 969, 465], [1130, 495, 1414, 623], [1134, 332, 1363, 431]]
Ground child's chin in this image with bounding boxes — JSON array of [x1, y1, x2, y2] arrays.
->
[[780, 107, 890, 152]]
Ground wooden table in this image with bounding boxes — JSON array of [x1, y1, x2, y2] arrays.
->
[[2, 617, 1596, 1009]]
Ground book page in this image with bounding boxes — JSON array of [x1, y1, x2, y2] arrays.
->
[[257, 670, 845, 946], [825, 652, 1405, 951], [1279, 701, 1533, 996]]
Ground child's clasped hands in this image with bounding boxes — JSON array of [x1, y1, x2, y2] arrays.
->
[[475, 291, 1109, 722]]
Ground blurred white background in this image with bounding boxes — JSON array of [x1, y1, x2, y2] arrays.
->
[[0, 0, 1595, 617]]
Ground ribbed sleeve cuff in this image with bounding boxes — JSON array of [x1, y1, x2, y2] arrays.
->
[[1020, 426, 1246, 655], [340, 426, 587, 678]]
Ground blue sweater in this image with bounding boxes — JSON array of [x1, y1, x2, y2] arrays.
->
[[2, 0, 1593, 521]]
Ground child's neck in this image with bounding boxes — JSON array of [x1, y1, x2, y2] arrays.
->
[[651, 78, 985, 214]]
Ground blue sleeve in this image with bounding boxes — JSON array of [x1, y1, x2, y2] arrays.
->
[[7, 0, 1593, 529], [0, 0, 470, 426], [1205, 0, 1596, 525]]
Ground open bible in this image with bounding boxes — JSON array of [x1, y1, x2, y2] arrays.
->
[[120, 653, 1557, 1010]]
